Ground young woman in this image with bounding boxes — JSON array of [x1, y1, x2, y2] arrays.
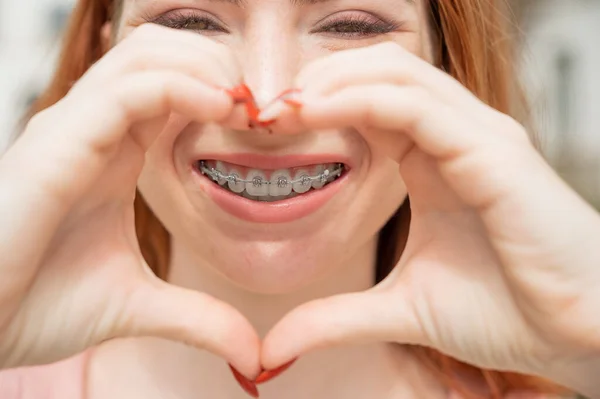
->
[[0, 0, 599, 398]]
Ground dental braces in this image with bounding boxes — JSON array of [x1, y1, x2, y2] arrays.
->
[[198, 161, 345, 188]]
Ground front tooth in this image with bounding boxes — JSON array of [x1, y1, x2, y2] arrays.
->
[[246, 169, 269, 196], [312, 165, 326, 189], [242, 191, 258, 201], [215, 161, 228, 185], [227, 169, 245, 193], [269, 170, 292, 196], [293, 169, 312, 194]]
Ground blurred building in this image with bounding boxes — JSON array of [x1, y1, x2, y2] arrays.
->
[[516, 0, 600, 207], [0, 0, 599, 206], [0, 0, 74, 150]]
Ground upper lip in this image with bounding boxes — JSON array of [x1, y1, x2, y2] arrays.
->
[[192, 153, 353, 170]]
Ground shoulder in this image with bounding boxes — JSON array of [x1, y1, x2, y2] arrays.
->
[[0, 351, 91, 399]]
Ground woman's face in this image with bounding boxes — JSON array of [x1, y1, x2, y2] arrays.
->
[[115, 0, 435, 293]]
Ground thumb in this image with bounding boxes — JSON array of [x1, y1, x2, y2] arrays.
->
[[112, 277, 261, 379], [261, 287, 426, 370]]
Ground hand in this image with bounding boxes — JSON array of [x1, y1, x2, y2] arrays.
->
[[261, 42, 600, 396], [0, 24, 260, 379]]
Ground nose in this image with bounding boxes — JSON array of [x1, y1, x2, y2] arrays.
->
[[239, 18, 300, 109]]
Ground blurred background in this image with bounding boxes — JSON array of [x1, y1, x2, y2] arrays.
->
[[0, 0, 598, 208]]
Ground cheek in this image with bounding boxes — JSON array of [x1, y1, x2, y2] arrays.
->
[[144, 115, 191, 169], [137, 115, 192, 213], [365, 157, 408, 222]]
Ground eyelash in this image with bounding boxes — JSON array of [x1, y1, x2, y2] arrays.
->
[[146, 10, 401, 39], [146, 11, 228, 34], [313, 14, 401, 38]]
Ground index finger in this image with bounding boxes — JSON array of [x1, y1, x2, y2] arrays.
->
[[294, 42, 481, 109]]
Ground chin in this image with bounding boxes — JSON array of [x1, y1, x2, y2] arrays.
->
[[206, 237, 348, 294], [137, 124, 407, 294]]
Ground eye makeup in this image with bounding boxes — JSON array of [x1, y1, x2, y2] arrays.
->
[[143, 8, 406, 40], [143, 9, 230, 34], [311, 11, 405, 39]]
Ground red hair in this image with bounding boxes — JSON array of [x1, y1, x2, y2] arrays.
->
[[24, 0, 571, 397]]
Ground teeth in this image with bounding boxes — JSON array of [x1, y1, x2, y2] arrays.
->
[[227, 169, 245, 193], [269, 170, 293, 196], [246, 169, 269, 196], [200, 160, 345, 200], [311, 165, 326, 189], [292, 169, 312, 194], [215, 161, 228, 185], [242, 191, 258, 201], [327, 163, 341, 183]]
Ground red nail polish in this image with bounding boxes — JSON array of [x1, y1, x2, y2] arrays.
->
[[227, 84, 254, 104], [226, 84, 263, 127], [255, 358, 298, 384], [229, 364, 260, 398]]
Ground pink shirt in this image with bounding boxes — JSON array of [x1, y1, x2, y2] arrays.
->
[[0, 351, 565, 399]]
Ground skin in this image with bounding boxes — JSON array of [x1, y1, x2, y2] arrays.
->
[[0, 0, 599, 398], [119, 0, 425, 295]]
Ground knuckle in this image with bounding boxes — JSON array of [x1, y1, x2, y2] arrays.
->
[[409, 86, 432, 108], [25, 110, 47, 132], [128, 47, 158, 71], [24, 105, 61, 135], [131, 23, 162, 39], [108, 81, 138, 123], [409, 86, 431, 103], [497, 113, 532, 145], [405, 88, 432, 129]]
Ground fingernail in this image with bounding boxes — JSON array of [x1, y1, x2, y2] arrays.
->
[[257, 100, 287, 123], [279, 89, 304, 109], [255, 358, 298, 384], [228, 364, 259, 398], [257, 89, 304, 123]]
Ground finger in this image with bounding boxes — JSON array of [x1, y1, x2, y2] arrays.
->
[[0, 73, 232, 289], [82, 24, 241, 90], [295, 42, 480, 109], [13, 71, 231, 199], [298, 84, 493, 162], [261, 289, 425, 370], [300, 82, 600, 309], [117, 277, 262, 378], [298, 83, 595, 223], [297, 84, 546, 210]]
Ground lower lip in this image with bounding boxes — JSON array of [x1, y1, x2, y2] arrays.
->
[[192, 167, 348, 224]]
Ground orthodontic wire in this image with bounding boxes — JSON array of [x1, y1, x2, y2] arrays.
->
[[198, 161, 344, 187]]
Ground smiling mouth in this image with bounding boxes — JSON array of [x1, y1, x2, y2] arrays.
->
[[195, 160, 347, 202]]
